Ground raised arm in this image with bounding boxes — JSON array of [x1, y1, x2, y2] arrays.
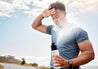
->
[[32, 13, 47, 33], [32, 6, 55, 33]]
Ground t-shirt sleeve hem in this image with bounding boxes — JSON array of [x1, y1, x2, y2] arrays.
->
[[77, 39, 89, 44], [46, 25, 53, 35]]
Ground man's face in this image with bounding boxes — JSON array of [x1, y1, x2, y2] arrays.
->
[[51, 9, 66, 26]]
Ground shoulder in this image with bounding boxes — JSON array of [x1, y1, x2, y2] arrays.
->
[[46, 25, 54, 35], [47, 25, 54, 28], [75, 27, 87, 35], [47, 25, 54, 30], [72, 24, 89, 44], [69, 23, 88, 38], [69, 23, 87, 34]]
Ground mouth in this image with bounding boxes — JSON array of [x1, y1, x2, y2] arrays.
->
[[55, 20, 59, 23], [55, 21, 58, 23], [55, 22, 60, 26]]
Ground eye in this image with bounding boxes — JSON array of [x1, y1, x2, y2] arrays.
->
[[51, 15, 59, 19]]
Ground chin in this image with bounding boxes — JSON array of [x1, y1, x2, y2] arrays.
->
[[54, 21, 61, 26], [55, 23, 60, 27], [55, 22, 58, 25]]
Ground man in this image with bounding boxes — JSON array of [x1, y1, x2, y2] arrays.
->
[[32, 1, 95, 69]]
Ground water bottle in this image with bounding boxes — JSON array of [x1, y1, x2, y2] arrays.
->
[[51, 43, 61, 69]]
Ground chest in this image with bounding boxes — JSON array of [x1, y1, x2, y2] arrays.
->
[[51, 27, 76, 45]]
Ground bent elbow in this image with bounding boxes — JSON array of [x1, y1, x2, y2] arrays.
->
[[92, 52, 95, 60], [86, 51, 95, 61], [31, 23, 36, 29], [90, 51, 95, 61]]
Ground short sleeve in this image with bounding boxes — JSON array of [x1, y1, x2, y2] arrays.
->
[[46, 25, 53, 35], [76, 28, 89, 44]]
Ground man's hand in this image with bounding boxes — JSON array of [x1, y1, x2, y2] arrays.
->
[[52, 55, 69, 68], [41, 6, 56, 18]]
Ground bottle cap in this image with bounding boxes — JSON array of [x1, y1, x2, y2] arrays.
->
[[51, 43, 58, 50]]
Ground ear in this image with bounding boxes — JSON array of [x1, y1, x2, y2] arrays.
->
[[64, 12, 66, 15]]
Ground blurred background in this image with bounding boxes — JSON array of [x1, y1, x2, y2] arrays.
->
[[0, 0, 98, 68]]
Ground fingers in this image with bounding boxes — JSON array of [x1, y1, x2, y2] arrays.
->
[[50, 8, 55, 15], [52, 57, 58, 61], [52, 60, 62, 64], [47, 6, 55, 16], [52, 55, 68, 68], [52, 55, 62, 58], [42, 7, 55, 18], [48, 6, 51, 10], [52, 55, 65, 64], [52, 58, 63, 63], [50, 8, 55, 12], [54, 64, 62, 67], [52, 55, 63, 63]]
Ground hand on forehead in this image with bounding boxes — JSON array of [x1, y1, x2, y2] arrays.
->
[[49, 7, 64, 18], [52, 9, 63, 18]]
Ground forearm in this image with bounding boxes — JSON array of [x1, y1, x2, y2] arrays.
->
[[71, 51, 94, 66], [32, 14, 44, 28]]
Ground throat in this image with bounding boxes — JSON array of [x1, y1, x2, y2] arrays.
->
[[58, 20, 70, 29]]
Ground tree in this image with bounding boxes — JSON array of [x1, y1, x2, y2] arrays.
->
[[21, 58, 26, 65]]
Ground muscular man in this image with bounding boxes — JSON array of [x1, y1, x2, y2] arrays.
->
[[32, 1, 95, 69]]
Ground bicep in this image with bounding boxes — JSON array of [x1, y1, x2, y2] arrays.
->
[[75, 28, 94, 52], [33, 24, 47, 33], [78, 40, 94, 53]]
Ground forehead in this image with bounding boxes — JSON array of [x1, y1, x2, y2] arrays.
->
[[55, 9, 62, 14], [51, 9, 64, 17]]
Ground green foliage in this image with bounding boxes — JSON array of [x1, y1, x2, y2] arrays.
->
[[29, 63, 38, 67], [21, 58, 26, 65]]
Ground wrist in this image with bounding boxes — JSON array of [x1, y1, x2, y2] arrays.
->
[[66, 60, 70, 67], [40, 13, 45, 18], [68, 59, 73, 67], [63, 59, 70, 68]]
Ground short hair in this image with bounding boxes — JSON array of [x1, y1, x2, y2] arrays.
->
[[49, 1, 65, 11]]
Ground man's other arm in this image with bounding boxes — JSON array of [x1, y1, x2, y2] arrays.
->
[[72, 40, 95, 66]]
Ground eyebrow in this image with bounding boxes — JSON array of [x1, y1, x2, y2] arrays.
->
[[51, 15, 59, 19], [52, 14, 59, 17]]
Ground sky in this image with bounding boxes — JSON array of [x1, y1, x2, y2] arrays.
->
[[0, 0, 98, 67]]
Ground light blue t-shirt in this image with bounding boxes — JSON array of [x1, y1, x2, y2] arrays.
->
[[46, 23, 89, 69]]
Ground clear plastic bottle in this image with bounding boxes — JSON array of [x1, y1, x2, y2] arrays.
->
[[51, 43, 61, 69]]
